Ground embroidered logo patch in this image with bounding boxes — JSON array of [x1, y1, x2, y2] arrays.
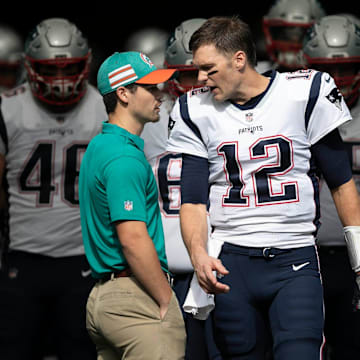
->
[[124, 200, 133, 211], [326, 87, 343, 111]]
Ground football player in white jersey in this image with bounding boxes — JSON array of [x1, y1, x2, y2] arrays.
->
[[167, 16, 360, 359], [0, 18, 106, 359], [302, 14, 360, 359], [141, 18, 223, 360]]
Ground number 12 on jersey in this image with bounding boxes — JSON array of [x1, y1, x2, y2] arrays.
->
[[218, 136, 299, 206]]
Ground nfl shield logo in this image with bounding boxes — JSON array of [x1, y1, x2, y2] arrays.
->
[[245, 112, 253, 123], [124, 200, 133, 211]]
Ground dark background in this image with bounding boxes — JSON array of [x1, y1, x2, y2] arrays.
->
[[1, 2, 358, 78]]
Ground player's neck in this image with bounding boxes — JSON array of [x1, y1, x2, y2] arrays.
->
[[234, 69, 270, 105], [233, 70, 270, 105]]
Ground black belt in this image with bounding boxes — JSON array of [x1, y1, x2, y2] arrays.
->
[[222, 242, 292, 259]]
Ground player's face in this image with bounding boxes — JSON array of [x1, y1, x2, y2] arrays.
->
[[193, 44, 240, 102], [129, 84, 163, 124]]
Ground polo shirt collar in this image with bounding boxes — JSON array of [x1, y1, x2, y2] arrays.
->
[[102, 122, 144, 151]]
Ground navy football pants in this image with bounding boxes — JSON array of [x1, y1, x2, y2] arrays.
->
[[213, 243, 324, 360]]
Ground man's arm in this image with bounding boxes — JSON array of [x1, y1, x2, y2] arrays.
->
[[312, 129, 360, 275], [331, 178, 360, 276], [179, 203, 229, 294], [115, 220, 172, 319], [331, 178, 360, 228]]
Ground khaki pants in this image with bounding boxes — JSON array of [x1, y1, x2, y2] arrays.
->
[[86, 276, 186, 360]]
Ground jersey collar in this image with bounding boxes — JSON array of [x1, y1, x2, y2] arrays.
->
[[231, 70, 276, 110], [102, 121, 144, 151]]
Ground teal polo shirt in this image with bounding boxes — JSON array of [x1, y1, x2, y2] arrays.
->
[[79, 122, 168, 279]]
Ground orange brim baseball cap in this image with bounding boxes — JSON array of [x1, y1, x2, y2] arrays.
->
[[135, 68, 177, 84], [98, 51, 177, 95]]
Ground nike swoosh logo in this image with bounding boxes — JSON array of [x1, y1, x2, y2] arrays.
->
[[292, 262, 310, 271], [81, 269, 92, 277]]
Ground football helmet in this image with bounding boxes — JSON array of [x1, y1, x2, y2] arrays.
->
[[0, 25, 23, 91], [302, 15, 360, 106], [164, 18, 207, 98], [24, 18, 91, 106], [123, 28, 169, 69], [263, 0, 326, 70]]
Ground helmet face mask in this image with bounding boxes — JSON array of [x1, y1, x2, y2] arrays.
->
[[263, 0, 326, 69], [302, 15, 360, 106], [166, 69, 199, 98], [25, 55, 90, 106], [24, 18, 91, 107], [164, 18, 206, 97]]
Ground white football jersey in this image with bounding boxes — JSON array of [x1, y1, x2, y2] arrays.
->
[[0, 82, 106, 257], [167, 70, 352, 249], [141, 94, 193, 273], [317, 100, 360, 246]]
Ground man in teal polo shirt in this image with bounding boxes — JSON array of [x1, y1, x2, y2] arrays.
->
[[79, 51, 186, 359]]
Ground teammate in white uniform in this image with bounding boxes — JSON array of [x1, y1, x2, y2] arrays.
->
[[302, 14, 360, 359], [141, 18, 223, 360], [0, 18, 106, 360], [262, 0, 326, 72], [167, 16, 360, 359]]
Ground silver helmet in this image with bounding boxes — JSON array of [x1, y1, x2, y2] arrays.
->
[[164, 18, 207, 98], [263, 0, 326, 69], [24, 18, 91, 106], [123, 28, 169, 69], [0, 25, 23, 91], [302, 14, 360, 106]]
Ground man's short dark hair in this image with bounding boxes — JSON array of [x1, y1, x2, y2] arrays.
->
[[102, 83, 138, 114], [189, 15, 257, 68]]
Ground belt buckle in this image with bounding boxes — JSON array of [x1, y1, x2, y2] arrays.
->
[[263, 247, 275, 259]]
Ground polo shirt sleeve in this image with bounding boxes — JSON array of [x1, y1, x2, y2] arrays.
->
[[103, 155, 148, 223]]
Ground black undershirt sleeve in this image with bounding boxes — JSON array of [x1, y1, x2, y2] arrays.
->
[[311, 128, 352, 189], [181, 154, 209, 204]]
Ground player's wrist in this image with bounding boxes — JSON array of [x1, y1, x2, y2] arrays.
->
[[344, 226, 360, 273]]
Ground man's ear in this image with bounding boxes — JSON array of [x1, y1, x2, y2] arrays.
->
[[116, 86, 129, 104], [233, 50, 246, 71]]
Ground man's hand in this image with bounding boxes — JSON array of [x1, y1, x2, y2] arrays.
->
[[192, 248, 230, 295]]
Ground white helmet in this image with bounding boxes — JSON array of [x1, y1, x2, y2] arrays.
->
[[24, 18, 91, 106], [123, 28, 169, 69], [263, 0, 326, 69], [302, 14, 360, 106], [0, 25, 23, 91], [164, 18, 206, 98]]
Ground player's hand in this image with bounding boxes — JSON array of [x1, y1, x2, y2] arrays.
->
[[353, 274, 360, 312], [192, 249, 230, 295]]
